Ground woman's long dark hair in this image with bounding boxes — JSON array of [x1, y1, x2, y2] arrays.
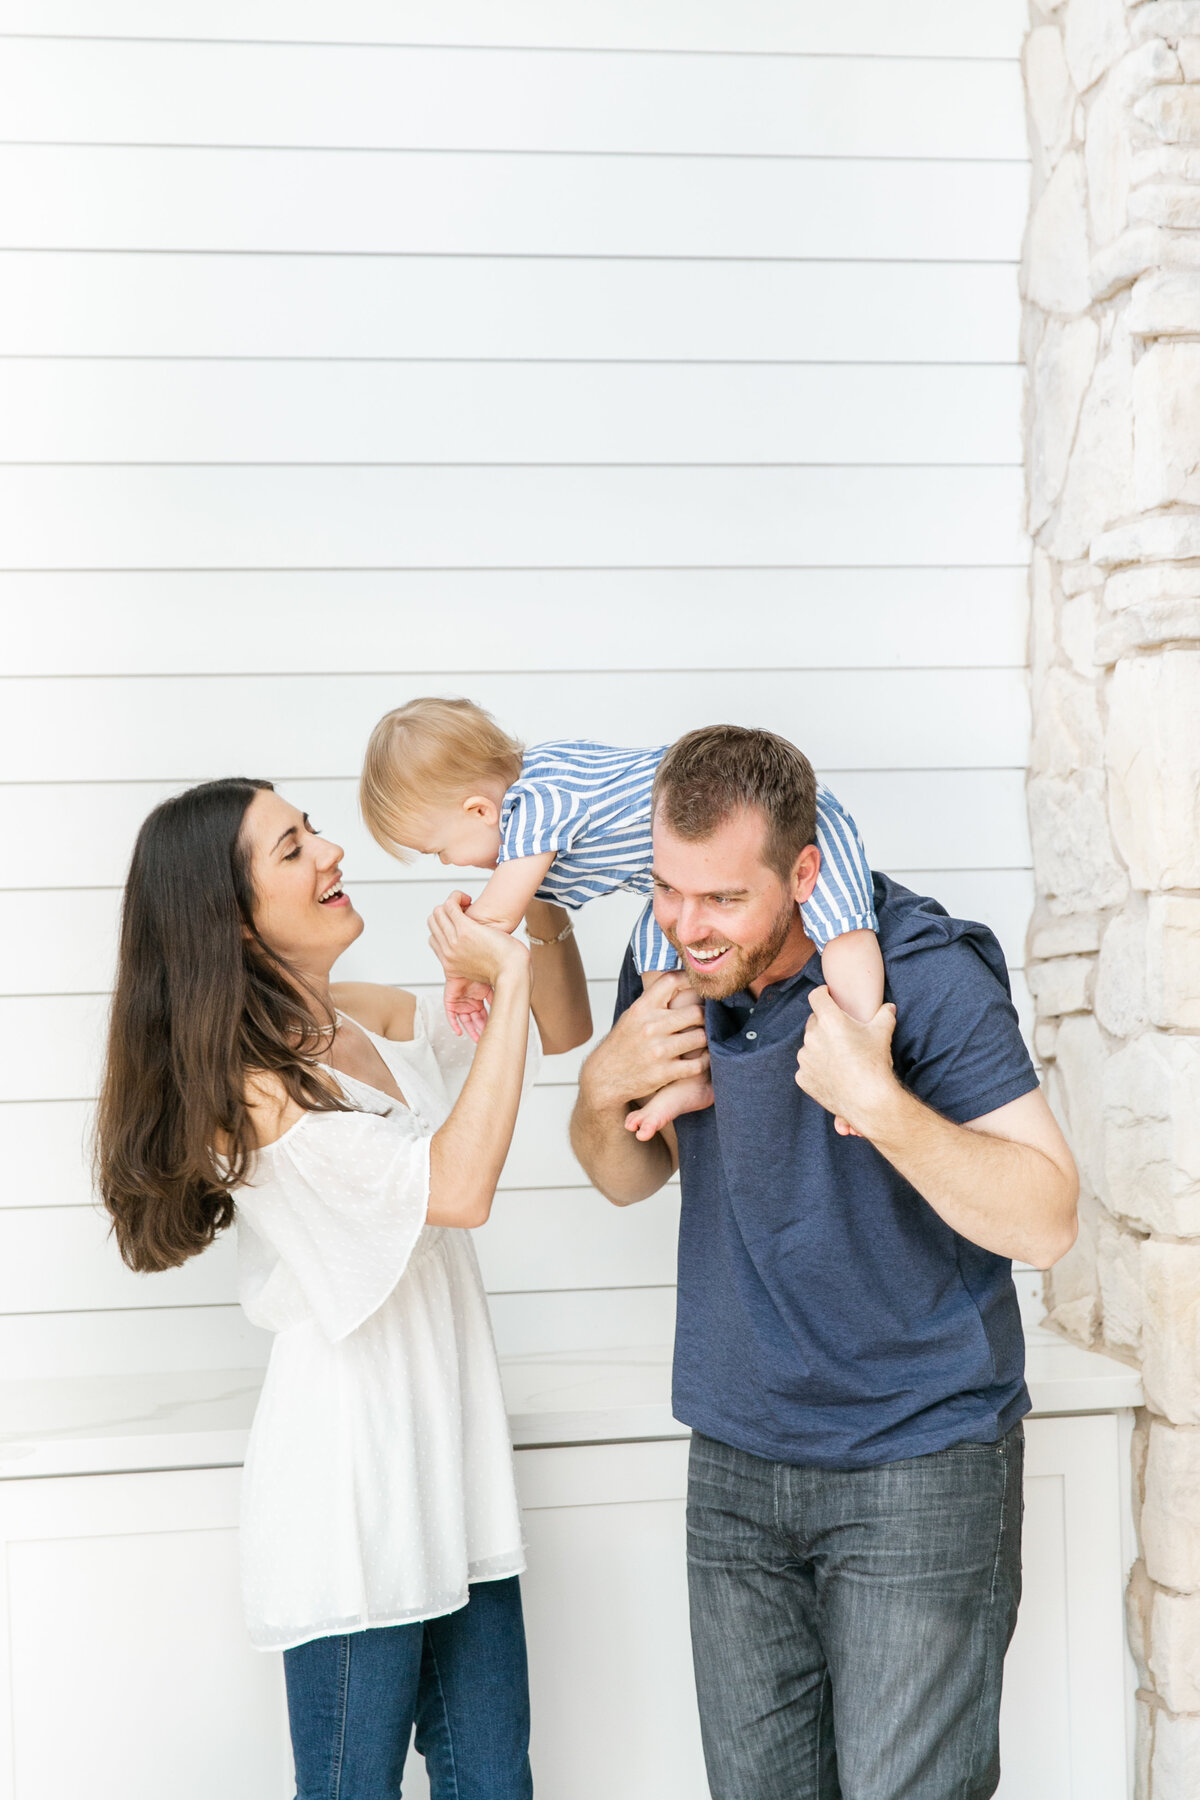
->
[[96, 778, 353, 1273]]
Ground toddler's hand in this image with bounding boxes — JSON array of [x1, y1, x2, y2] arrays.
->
[[444, 976, 494, 1042]]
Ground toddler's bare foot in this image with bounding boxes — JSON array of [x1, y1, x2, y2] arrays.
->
[[625, 1073, 714, 1142]]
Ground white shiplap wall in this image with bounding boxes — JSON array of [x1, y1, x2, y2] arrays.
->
[[0, 0, 1031, 1381]]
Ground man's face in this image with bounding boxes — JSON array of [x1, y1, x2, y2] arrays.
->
[[651, 806, 819, 1000]]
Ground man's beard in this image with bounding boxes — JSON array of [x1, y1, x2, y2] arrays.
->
[[663, 896, 797, 1001]]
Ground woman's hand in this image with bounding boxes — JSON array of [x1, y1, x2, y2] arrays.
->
[[429, 890, 530, 990]]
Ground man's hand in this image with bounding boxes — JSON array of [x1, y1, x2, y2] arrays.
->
[[794, 985, 899, 1137], [583, 971, 709, 1113], [571, 972, 707, 1205]]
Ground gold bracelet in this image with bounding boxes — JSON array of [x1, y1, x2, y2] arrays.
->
[[526, 921, 575, 947]]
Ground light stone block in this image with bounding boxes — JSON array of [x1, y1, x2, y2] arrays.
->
[[1133, 340, 1200, 509], [1047, 328, 1135, 558], [1088, 70, 1136, 247], [1023, 152, 1092, 316], [1142, 1240, 1200, 1423], [1150, 1590, 1200, 1712], [1025, 26, 1076, 181], [1060, 557, 1102, 597], [1053, 1013, 1111, 1198], [1046, 1185, 1102, 1319], [1136, 1698, 1154, 1800], [1103, 1033, 1200, 1234], [1030, 912, 1104, 958], [1129, 270, 1200, 336], [1029, 548, 1057, 712], [1143, 1420, 1200, 1590], [1127, 1557, 1156, 1689], [1029, 954, 1095, 1016], [1152, 1707, 1200, 1800], [1097, 1207, 1145, 1350], [1106, 649, 1200, 887], [1027, 769, 1129, 915], [1129, 181, 1200, 228], [1105, 561, 1200, 608], [1028, 317, 1100, 530], [1137, 83, 1200, 143], [1179, 38, 1200, 80], [1134, 5, 1200, 48], [1034, 1018, 1061, 1063], [1147, 895, 1200, 1029], [1096, 596, 1200, 661], [1061, 587, 1099, 672], [1031, 666, 1105, 777], [1066, 0, 1134, 93], [1095, 902, 1148, 1039]]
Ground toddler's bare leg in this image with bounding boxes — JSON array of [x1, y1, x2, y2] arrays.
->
[[625, 972, 714, 1141], [819, 929, 885, 1023]]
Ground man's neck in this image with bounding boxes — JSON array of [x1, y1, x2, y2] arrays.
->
[[748, 919, 818, 999]]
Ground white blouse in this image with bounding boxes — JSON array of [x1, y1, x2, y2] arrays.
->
[[234, 996, 535, 1652]]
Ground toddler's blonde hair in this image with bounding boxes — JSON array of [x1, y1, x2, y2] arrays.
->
[[360, 696, 524, 860]]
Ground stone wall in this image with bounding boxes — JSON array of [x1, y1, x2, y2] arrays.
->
[[1023, 2, 1200, 1792]]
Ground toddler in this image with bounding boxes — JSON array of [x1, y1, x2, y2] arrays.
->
[[361, 698, 883, 1140]]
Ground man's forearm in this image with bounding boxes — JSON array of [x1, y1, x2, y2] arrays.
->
[[859, 1081, 1077, 1268], [570, 1076, 674, 1206]]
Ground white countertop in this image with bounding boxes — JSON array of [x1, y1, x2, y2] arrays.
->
[[0, 1327, 1143, 1482]]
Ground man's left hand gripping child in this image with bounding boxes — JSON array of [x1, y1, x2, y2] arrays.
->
[[360, 698, 885, 1141]]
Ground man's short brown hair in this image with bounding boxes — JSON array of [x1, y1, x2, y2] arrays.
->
[[652, 725, 818, 882]]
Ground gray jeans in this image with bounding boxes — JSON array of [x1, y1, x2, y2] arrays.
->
[[686, 1425, 1024, 1800]]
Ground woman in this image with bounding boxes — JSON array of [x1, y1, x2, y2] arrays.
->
[[95, 777, 591, 1798]]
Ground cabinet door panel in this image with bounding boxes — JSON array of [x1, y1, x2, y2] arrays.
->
[[0, 1470, 292, 1800], [997, 1414, 1130, 1800]]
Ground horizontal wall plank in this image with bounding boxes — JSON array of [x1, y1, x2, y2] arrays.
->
[[0, 571, 1029, 675], [0, 983, 615, 1104], [0, 254, 1022, 362], [487, 1286, 676, 1356], [0, 770, 1032, 891], [0, 361, 1023, 465], [0, 863, 1034, 1003], [0, 1285, 677, 1380], [0, 1183, 674, 1315], [0, 670, 1031, 783], [0, 41, 1025, 158], [0, 147, 1028, 259], [0, 2, 1027, 58], [0, 1204, 237, 1312], [0, 466, 1028, 568], [0, 1306, 272, 1381]]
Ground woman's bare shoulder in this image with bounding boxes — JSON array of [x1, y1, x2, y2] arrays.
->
[[220, 1070, 306, 1155], [331, 982, 419, 1042]]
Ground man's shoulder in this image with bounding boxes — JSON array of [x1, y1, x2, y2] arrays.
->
[[874, 875, 1012, 1003]]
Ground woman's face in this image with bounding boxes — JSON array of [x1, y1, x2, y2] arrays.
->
[[241, 788, 363, 974]]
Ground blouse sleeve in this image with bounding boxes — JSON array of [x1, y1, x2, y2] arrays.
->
[[417, 994, 542, 1109], [243, 1107, 431, 1343]]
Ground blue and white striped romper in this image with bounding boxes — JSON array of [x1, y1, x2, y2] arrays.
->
[[499, 740, 878, 974]]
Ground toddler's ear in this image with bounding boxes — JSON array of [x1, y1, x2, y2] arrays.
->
[[462, 793, 500, 826]]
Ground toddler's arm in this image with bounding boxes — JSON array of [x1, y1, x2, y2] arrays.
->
[[466, 852, 556, 934], [444, 852, 556, 1039]]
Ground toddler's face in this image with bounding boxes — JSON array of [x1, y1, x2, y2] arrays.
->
[[408, 802, 502, 871]]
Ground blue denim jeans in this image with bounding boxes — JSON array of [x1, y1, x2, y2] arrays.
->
[[282, 1576, 533, 1800], [686, 1427, 1024, 1800]]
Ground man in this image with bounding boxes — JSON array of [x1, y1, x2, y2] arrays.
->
[[570, 726, 1077, 1800]]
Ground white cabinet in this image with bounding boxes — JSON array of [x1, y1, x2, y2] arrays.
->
[[0, 1385, 1138, 1799], [0, 1469, 292, 1800]]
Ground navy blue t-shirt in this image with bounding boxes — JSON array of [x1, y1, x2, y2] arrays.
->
[[614, 875, 1039, 1469]]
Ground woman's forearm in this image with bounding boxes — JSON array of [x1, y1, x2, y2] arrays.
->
[[526, 899, 593, 1054], [427, 964, 533, 1228]]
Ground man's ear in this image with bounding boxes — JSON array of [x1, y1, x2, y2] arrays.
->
[[463, 793, 500, 827], [793, 843, 821, 907]]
